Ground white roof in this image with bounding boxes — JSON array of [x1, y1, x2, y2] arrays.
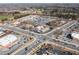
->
[[0, 31, 5, 36], [13, 21, 20, 25], [0, 34, 17, 48], [71, 32, 79, 39], [0, 31, 4, 34], [36, 26, 43, 30]]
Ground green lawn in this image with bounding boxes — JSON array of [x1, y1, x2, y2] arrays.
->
[[0, 15, 10, 19]]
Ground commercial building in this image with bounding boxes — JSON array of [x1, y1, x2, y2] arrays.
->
[[0, 34, 18, 48], [71, 32, 79, 40], [35, 25, 50, 33]]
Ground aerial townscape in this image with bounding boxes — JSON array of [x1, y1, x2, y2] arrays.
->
[[0, 3, 79, 55]]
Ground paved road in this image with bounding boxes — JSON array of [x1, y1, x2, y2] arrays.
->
[[0, 19, 79, 55], [44, 20, 78, 36], [10, 37, 37, 55], [0, 24, 45, 36], [16, 15, 57, 25], [0, 24, 46, 55], [27, 40, 79, 55]]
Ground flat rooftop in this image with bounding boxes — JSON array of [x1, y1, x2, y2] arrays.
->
[[0, 34, 17, 48]]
